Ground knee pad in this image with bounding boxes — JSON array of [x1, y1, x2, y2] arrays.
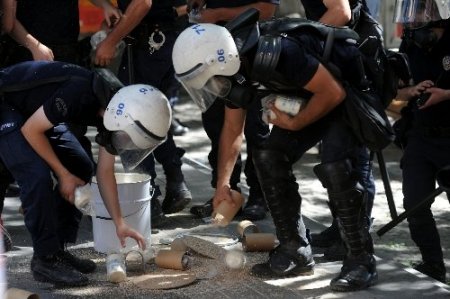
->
[[314, 159, 356, 192]]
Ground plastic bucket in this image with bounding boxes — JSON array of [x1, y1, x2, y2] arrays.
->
[[91, 173, 151, 253]]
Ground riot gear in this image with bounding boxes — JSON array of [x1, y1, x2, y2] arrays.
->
[[172, 23, 241, 112], [394, 0, 450, 29], [103, 84, 172, 170]]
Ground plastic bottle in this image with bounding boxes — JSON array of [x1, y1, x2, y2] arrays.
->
[[74, 185, 95, 216], [274, 95, 304, 116], [106, 253, 126, 283]]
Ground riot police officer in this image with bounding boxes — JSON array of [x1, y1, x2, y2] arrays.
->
[[172, 14, 378, 291], [393, 0, 450, 283], [0, 61, 170, 286], [186, 0, 277, 221]]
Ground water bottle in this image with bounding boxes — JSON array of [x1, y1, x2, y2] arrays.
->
[[274, 95, 304, 116], [106, 253, 126, 283], [74, 185, 94, 216]]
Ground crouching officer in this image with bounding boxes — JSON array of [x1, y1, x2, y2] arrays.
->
[[0, 61, 171, 286], [172, 11, 377, 291]]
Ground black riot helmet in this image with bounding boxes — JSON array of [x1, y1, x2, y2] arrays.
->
[[394, 0, 450, 29]]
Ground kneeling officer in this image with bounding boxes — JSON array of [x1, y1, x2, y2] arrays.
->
[[0, 61, 171, 286]]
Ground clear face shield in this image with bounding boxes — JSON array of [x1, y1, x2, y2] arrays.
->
[[394, 0, 450, 29], [111, 129, 165, 171], [176, 64, 232, 112]]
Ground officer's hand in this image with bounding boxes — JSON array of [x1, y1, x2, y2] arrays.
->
[[116, 221, 146, 250], [212, 185, 234, 211], [93, 39, 116, 66], [102, 3, 122, 28], [187, 0, 205, 12], [59, 173, 85, 204], [409, 80, 434, 98], [419, 87, 450, 109], [29, 43, 54, 61]]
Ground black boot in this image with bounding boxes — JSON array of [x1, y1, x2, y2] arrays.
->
[[161, 152, 192, 214], [251, 150, 314, 277], [31, 254, 89, 287], [311, 218, 341, 248], [314, 160, 377, 292], [58, 250, 96, 274], [151, 192, 169, 228], [242, 188, 267, 221]]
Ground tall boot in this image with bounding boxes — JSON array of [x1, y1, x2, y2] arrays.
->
[[314, 160, 377, 292], [251, 149, 314, 277], [161, 149, 192, 214]]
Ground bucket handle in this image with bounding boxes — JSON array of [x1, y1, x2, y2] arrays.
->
[[95, 201, 149, 220]]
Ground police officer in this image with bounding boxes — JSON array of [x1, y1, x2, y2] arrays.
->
[[94, 0, 192, 227], [393, 0, 450, 283], [186, 0, 277, 221], [300, 0, 378, 262], [173, 14, 378, 291], [0, 61, 171, 286]]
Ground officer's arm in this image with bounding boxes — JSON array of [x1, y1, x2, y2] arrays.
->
[[96, 147, 146, 249], [20, 107, 84, 202], [320, 0, 352, 26], [94, 0, 152, 66], [269, 64, 346, 131], [213, 106, 246, 209], [1, 0, 16, 33]]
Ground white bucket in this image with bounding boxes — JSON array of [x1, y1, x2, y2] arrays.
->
[[91, 173, 151, 253]]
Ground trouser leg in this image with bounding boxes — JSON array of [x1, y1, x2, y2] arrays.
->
[[314, 159, 377, 291], [252, 149, 314, 276]]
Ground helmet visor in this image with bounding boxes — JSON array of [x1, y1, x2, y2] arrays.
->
[[111, 131, 165, 170], [176, 74, 232, 112], [394, 0, 450, 28]]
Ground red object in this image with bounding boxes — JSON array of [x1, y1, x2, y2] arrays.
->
[[79, 0, 105, 34]]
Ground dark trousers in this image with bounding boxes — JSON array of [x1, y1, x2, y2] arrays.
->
[[401, 130, 450, 264], [0, 123, 94, 256], [201, 99, 270, 193], [119, 30, 183, 187]]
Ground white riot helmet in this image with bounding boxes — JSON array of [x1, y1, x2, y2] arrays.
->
[[394, 0, 450, 28], [172, 23, 241, 112], [103, 84, 172, 170]]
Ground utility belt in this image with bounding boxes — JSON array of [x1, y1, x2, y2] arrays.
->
[[131, 22, 177, 54], [418, 126, 450, 138]]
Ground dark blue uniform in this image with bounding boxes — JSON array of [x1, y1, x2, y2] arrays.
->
[[0, 61, 99, 256], [399, 25, 450, 274]]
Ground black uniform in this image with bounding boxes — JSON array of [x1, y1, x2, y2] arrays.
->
[[398, 23, 450, 282], [3, 0, 81, 65], [117, 0, 191, 217], [227, 18, 378, 291]]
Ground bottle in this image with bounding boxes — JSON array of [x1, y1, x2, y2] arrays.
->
[[106, 253, 126, 283], [74, 185, 94, 216], [274, 95, 305, 116]]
